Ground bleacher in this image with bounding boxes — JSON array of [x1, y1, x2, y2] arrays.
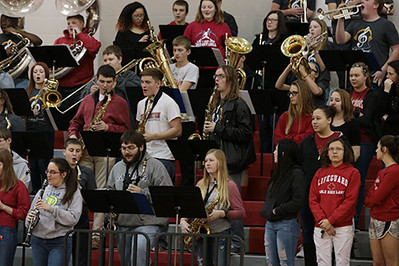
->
[[14, 128, 382, 265]]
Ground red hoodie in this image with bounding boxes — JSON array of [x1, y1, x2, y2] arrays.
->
[[274, 111, 314, 145], [309, 163, 360, 227], [54, 28, 101, 88], [365, 164, 399, 221]]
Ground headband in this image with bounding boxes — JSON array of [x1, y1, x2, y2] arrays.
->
[[352, 63, 368, 74]]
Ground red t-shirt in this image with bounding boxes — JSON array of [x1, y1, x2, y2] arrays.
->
[[351, 88, 372, 143], [314, 132, 340, 156]]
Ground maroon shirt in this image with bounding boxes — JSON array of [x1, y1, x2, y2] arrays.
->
[[0, 180, 30, 228]]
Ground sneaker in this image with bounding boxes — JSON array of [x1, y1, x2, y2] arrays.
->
[[230, 246, 241, 255], [296, 245, 304, 258], [91, 238, 100, 249]]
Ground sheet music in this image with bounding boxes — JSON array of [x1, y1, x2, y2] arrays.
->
[[180, 91, 194, 117], [211, 48, 225, 66], [239, 90, 256, 115]]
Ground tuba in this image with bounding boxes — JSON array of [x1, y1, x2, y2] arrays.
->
[[0, 0, 43, 17], [281, 35, 311, 80], [52, 0, 100, 79], [225, 37, 252, 90]]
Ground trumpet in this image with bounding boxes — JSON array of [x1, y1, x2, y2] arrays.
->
[[317, 4, 362, 20], [300, 0, 308, 23]]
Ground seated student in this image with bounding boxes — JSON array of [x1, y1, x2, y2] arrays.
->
[[0, 127, 30, 189], [0, 88, 25, 131], [63, 138, 96, 266], [81, 45, 141, 99], [107, 130, 172, 266]]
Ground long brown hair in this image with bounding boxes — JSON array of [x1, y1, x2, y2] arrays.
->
[[195, 0, 224, 24], [309, 18, 328, 50], [331, 89, 354, 123], [260, 10, 287, 44], [285, 80, 314, 135], [0, 88, 15, 114], [211, 65, 240, 108], [320, 138, 354, 167], [0, 148, 18, 192], [199, 149, 230, 209], [49, 158, 78, 205], [379, 135, 399, 163], [26, 62, 50, 97]]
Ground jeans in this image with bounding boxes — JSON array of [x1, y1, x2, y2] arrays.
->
[[156, 158, 176, 184], [354, 142, 376, 225], [0, 226, 17, 266], [265, 218, 300, 266], [195, 229, 229, 266], [117, 225, 160, 266], [31, 236, 72, 266]]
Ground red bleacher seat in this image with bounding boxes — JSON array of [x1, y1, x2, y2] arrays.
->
[[243, 201, 266, 227], [248, 227, 265, 254], [54, 130, 64, 149], [91, 249, 120, 266], [150, 251, 197, 266], [248, 153, 273, 177], [246, 176, 269, 201]]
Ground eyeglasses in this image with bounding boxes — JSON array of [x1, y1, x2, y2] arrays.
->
[[213, 74, 226, 80], [45, 170, 61, 175], [328, 147, 344, 152], [133, 14, 145, 19], [287, 91, 299, 97], [121, 145, 138, 152], [267, 18, 278, 23]]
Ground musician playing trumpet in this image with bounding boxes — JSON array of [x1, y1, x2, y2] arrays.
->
[[271, 0, 315, 23], [68, 65, 130, 248], [106, 130, 172, 266]]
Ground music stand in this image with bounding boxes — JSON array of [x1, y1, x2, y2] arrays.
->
[[80, 131, 122, 178], [11, 131, 53, 160], [5, 88, 31, 117], [149, 186, 207, 266], [27, 45, 79, 78], [45, 107, 76, 131], [81, 190, 154, 230], [319, 50, 381, 90], [159, 25, 187, 56], [188, 47, 224, 67], [286, 22, 310, 36]]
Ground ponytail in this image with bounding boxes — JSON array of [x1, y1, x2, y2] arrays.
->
[[49, 158, 78, 204]]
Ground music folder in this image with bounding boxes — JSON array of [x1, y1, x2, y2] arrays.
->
[[5, 88, 32, 117], [159, 24, 187, 55], [188, 47, 224, 67], [27, 45, 79, 68]]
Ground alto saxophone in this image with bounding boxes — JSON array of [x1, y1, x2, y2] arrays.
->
[[137, 96, 154, 134], [183, 189, 219, 248], [23, 179, 48, 247], [202, 85, 218, 140]]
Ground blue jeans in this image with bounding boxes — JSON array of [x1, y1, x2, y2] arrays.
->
[[31, 236, 72, 266], [0, 226, 17, 266], [117, 225, 160, 266], [265, 218, 300, 266], [354, 142, 376, 225], [195, 229, 229, 266], [156, 158, 176, 184]]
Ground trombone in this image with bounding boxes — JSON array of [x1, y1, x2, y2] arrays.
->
[[54, 58, 141, 114], [317, 4, 362, 20]]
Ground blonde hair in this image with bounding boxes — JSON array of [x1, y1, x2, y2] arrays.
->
[[285, 80, 314, 135], [198, 149, 231, 210]]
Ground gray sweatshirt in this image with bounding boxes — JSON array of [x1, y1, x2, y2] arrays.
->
[[25, 183, 82, 239], [106, 152, 172, 227], [12, 150, 30, 189]]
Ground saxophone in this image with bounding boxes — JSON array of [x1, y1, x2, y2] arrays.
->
[[80, 93, 112, 152], [137, 96, 154, 134], [183, 189, 219, 248], [23, 179, 48, 247]]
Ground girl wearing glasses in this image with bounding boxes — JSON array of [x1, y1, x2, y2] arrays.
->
[[274, 79, 314, 145], [309, 137, 360, 266], [255, 10, 287, 46], [0, 148, 30, 266], [26, 158, 82, 266], [349, 62, 379, 230], [114, 2, 151, 64], [203, 65, 255, 253], [299, 105, 350, 266], [365, 135, 399, 266]]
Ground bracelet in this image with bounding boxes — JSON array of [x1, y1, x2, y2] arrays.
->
[[223, 209, 229, 219]]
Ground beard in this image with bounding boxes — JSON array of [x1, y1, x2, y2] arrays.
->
[[122, 150, 141, 165]]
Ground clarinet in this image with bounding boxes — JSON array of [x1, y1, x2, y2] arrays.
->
[[23, 179, 48, 247]]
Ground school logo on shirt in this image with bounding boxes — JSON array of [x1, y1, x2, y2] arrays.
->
[[29, 95, 45, 111], [46, 195, 59, 206], [1, 40, 17, 50], [195, 28, 217, 48], [354, 27, 372, 52]]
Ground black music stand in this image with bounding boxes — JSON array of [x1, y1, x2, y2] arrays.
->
[[188, 47, 224, 67], [149, 186, 207, 265], [11, 131, 53, 160], [4, 88, 31, 117], [159, 25, 187, 56], [45, 107, 76, 131], [27, 45, 79, 78], [286, 22, 310, 36], [187, 89, 214, 135], [319, 50, 381, 90], [80, 131, 122, 178]]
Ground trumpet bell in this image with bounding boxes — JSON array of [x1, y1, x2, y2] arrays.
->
[[55, 0, 95, 16], [281, 35, 307, 58]]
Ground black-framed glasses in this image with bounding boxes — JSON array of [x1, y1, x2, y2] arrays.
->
[[213, 74, 226, 80], [267, 18, 278, 23], [287, 91, 299, 97], [120, 145, 138, 152], [45, 170, 61, 175]]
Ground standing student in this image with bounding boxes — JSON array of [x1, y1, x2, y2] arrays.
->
[[26, 158, 82, 266], [0, 148, 30, 266], [309, 138, 360, 266], [260, 139, 306, 266], [180, 149, 245, 266], [381, 60, 399, 136], [271, 0, 315, 23], [215, 0, 238, 36], [0, 88, 25, 131], [63, 138, 96, 266], [365, 135, 399, 266]]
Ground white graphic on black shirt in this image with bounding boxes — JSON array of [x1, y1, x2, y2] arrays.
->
[[354, 26, 372, 52]]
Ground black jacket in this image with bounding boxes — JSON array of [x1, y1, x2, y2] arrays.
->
[[381, 90, 399, 135], [210, 97, 256, 173], [353, 88, 378, 142], [260, 166, 306, 222]]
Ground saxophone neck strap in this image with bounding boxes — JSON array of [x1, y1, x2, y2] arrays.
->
[[144, 89, 162, 118], [204, 180, 217, 204]]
